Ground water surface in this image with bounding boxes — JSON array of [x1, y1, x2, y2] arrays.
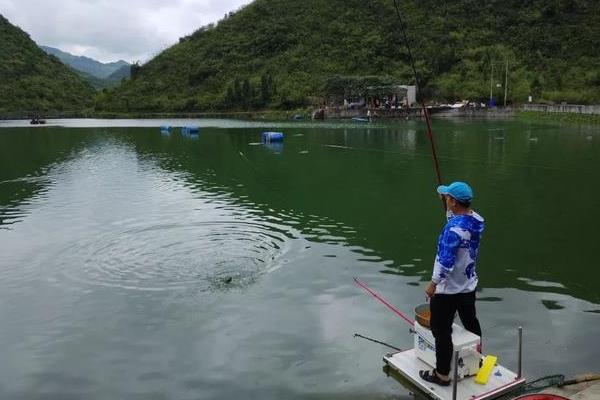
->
[[1, 118, 599, 399]]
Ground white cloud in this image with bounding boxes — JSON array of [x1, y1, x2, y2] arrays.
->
[[0, 0, 251, 62]]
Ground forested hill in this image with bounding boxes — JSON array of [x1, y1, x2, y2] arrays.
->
[[95, 0, 600, 112], [0, 15, 95, 115]]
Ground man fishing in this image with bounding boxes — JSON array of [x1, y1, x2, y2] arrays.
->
[[419, 181, 484, 386]]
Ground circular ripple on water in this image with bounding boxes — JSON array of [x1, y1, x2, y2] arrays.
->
[[54, 221, 294, 291]]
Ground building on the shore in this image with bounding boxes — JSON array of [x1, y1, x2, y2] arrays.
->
[[323, 76, 417, 110], [336, 85, 416, 109]]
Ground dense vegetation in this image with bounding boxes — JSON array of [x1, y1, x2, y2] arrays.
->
[[95, 0, 600, 112], [3, 0, 600, 115], [72, 66, 131, 90], [0, 15, 95, 115]]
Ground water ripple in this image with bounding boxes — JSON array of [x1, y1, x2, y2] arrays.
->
[[52, 220, 295, 291]]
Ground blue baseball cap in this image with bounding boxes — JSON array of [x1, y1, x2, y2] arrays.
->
[[437, 181, 473, 202]]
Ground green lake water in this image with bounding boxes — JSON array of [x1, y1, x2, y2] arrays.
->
[[0, 118, 599, 399]]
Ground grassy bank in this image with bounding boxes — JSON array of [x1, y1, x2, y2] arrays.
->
[[518, 111, 600, 125]]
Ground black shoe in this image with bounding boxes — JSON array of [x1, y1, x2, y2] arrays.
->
[[419, 369, 451, 386]]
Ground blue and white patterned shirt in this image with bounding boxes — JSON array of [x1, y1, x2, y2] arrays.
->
[[432, 210, 485, 294]]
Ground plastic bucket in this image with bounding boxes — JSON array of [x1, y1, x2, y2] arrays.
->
[[414, 303, 431, 328]]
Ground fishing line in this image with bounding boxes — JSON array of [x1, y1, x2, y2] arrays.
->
[[321, 142, 580, 173]]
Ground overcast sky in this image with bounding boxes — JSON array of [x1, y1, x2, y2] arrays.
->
[[0, 0, 252, 63]]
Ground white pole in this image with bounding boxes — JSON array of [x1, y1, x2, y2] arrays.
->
[[452, 350, 459, 400], [518, 326, 523, 378], [490, 63, 494, 106], [504, 58, 509, 107]]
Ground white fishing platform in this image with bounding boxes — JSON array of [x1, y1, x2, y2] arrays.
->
[[383, 321, 526, 400], [384, 349, 525, 400]]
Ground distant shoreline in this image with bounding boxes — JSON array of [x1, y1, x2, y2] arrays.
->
[[3, 107, 600, 125], [0, 110, 298, 121]]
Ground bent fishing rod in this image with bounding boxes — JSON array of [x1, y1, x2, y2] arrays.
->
[[391, 0, 445, 209]]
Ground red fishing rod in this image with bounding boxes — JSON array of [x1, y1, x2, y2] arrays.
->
[[353, 277, 414, 326]]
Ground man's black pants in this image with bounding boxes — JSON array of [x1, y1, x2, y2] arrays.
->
[[430, 291, 481, 376]]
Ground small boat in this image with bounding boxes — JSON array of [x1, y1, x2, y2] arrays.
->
[[30, 117, 46, 125], [352, 117, 370, 123]]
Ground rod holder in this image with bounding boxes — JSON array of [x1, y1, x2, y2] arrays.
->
[[452, 349, 459, 400], [517, 326, 523, 379]]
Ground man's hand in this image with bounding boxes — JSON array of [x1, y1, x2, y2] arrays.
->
[[425, 281, 437, 298]]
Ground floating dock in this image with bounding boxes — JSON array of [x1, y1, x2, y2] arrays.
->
[[384, 349, 526, 400]]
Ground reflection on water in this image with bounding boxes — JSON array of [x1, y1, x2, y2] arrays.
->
[[0, 119, 599, 399], [0, 128, 94, 228]]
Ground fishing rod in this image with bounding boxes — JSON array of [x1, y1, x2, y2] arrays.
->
[[559, 373, 600, 387], [354, 333, 403, 352], [391, 0, 445, 209], [353, 277, 414, 326]]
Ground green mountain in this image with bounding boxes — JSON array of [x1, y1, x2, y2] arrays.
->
[[40, 46, 129, 79], [0, 14, 95, 115], [96, 0, 600, 113], [75, 70, 112, 90], [106, 64, 131, 83], [74, 67, 131, 90]]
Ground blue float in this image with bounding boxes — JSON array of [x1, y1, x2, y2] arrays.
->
[[160, 125, 172, 134], [262, 131, 284, 143]]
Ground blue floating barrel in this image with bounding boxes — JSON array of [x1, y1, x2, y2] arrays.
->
[[262, 131, 284, 143], [181, 126, 200, 135]]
